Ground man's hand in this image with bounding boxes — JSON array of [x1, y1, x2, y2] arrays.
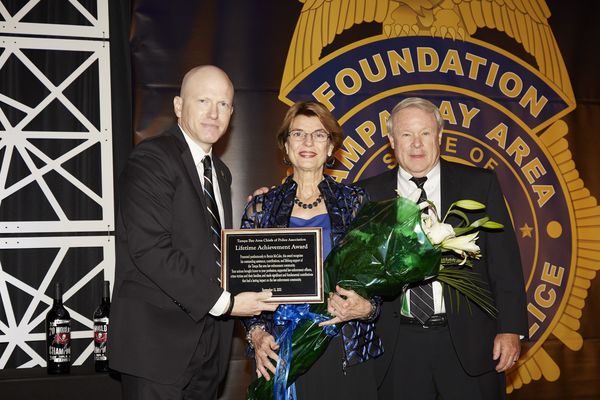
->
[[493, 333, 521, 372], [252, 329, 279, 381], [319, 285, 372, 326], [246, 186, 270, 202], [230, 291, 278, 317]]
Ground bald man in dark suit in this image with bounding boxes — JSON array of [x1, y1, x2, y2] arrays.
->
[[109, 66, 277, 400]]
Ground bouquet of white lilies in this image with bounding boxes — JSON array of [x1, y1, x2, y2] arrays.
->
[[406, 187, 504, 315], [248, 189, 503, 399]]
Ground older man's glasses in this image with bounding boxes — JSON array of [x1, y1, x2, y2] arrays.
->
[[288, 129, 330, 142]]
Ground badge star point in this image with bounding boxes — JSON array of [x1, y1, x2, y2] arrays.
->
[[520, 223, 533, 238]]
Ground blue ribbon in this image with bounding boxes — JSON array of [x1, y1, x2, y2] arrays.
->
[[272, 304, 339, 400]]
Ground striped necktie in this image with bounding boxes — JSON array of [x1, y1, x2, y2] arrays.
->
[[202, 155, 222, 279], [408, 176, 435, 324]]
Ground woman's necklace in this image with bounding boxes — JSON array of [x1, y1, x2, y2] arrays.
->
[[294, 194, 323, 209]]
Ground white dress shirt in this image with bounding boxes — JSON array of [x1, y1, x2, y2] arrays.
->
[[180, 126, 231, 316], [396, 162, 446, 316]]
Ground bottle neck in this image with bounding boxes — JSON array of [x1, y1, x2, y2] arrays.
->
[[53, 283, 63, 305], [102, 281, 110, 304]]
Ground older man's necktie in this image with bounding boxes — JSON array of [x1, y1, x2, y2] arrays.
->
[[202, 155, 222, 280], [409, 176, 435, 324]]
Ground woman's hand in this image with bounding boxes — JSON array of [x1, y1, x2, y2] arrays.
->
[[246, 186, 271, 202], [252, 329, 280, 381], [319, 285, 373, 326]]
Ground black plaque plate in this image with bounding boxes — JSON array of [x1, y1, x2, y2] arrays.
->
[[221, 228, 323, 303]]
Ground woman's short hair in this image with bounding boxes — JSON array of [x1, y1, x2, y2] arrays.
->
[[276, 101, 344, 152], [386, 97, 445, 134]]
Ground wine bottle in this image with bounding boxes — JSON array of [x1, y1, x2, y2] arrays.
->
[[93, 280, 110, 372], [46, 282, 71, 374]]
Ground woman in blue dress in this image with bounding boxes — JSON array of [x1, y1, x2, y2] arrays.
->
[[241, 101, 382, 399]]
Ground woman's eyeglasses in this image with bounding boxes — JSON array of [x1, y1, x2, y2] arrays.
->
[[288, 129, 330, 142]]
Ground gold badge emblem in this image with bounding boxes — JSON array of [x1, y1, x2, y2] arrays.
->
[[280, 0, 599, 393]]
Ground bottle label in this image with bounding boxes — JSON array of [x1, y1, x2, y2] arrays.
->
[[48, 319, 71, 363], [93, 317, 109, 361]]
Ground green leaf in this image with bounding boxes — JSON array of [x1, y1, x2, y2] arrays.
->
[[444, 209, 469, 226], [453, 226, 475, 236], [441, 255, 473, 268], [437, 269, 497, 317], [453, 199, 485, 210]]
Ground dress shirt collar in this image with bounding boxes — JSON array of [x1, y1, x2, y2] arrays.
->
[[179, 124, 212, 167], [396, 161, 441, 193], [178, 124, 225, 228]]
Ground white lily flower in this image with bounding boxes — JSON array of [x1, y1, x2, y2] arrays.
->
[[425, 220, 456, 246], [441, 232, 481, 258]]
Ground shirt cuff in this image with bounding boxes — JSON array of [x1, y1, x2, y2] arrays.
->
[[209, 290, 231, 316]]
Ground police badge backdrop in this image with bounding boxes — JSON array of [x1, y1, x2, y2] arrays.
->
[[129, 2, 600, 398], [1, 1, 599, 400]]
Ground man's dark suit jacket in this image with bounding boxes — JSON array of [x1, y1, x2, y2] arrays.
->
[[109, 126, 234, 384], [359, 159, 528, 385]]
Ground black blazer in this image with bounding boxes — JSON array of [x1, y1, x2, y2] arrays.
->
[[359, 159, 528, 382], [109, 126, 234, 384]]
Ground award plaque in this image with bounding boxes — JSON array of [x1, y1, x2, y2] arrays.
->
[[221, 228, 323, 303]]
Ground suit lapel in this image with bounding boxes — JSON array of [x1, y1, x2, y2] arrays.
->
[[382, 168, 399, 199], [440, 159, 461, 217], [368, 168, 398, 200], [178, 142, 210, 212], [168, 127, 213, 225], [184, 152, 211, 211], [176, 125, 231, 230], [214, 158, 232, 229]]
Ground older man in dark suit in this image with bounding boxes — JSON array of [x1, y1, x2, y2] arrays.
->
[[360, 97, 528, 400], [109, 66, 277, 400]]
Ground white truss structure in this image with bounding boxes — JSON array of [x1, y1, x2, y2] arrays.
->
[[0, 236, 115, 368], [0, 36, 114, 233], [0, 0, 109, 38], [0, 1, 115, 370]]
